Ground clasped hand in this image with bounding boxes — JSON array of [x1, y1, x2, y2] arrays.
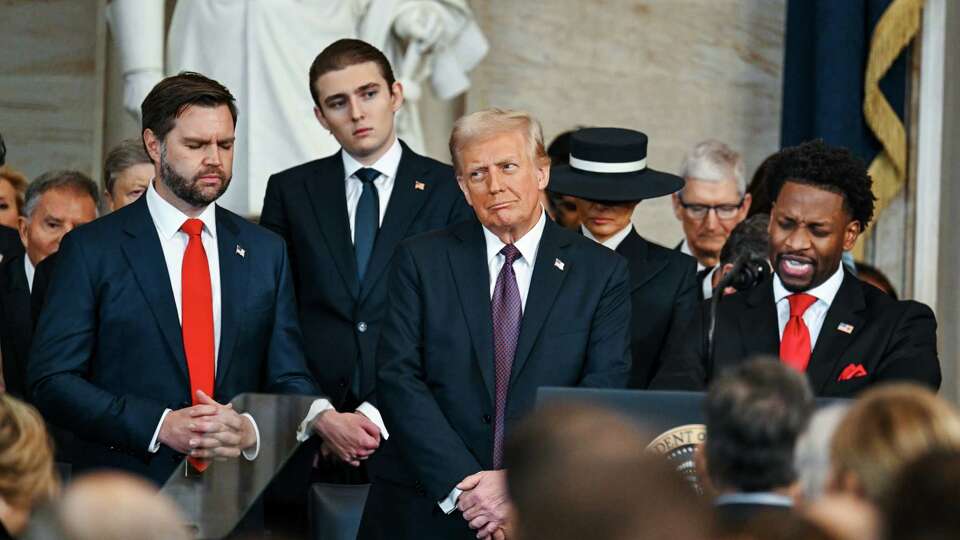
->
[[158, 390, 257, 462], [312, 410, 381, 467], [457, 470, 512, 540]]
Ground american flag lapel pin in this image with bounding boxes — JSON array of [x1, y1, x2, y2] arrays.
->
[[414, 180, 426, 191], [554, 258, 565, 271], [837, 322, 854, 334], [236, 244, 246, 258]]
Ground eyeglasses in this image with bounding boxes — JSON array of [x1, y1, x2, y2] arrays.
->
[[677, 196, 745, 220]]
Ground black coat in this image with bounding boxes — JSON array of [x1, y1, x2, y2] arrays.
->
[[652, 271, 941, 397], [0, 225, 22, 261], [358, 218, 632, 539], [0, 254, 32, 398], [260, 142, 473, 409], [615, 230, 698, 388]]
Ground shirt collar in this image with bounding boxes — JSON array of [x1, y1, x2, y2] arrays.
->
[[581, 223, 633, 251], [23, 255, 35, 292], [145, 179, 218, 241], [680, 238, 706, 271], [342, 137, 402, 181], [714, 492, 793, 508], [773, 263, 845, 305], [483, 210, 547, 267]]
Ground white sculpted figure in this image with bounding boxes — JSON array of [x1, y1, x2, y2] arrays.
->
[[108, 0, 487, 214]]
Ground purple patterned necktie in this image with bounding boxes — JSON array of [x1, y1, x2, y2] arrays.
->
[[492, 244, 522, 469]]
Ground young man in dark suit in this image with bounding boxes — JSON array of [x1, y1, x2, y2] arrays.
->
[[28, 72, 319, 484], [547, 128, 698, 388], [260, 39, 472, 471], [653, 140, 940, 397], [358, 109, 631, 540]]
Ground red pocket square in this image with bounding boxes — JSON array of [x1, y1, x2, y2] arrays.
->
[[838, 363, 868, 381]]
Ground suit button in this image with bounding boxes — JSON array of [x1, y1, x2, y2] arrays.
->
[[482, 414, 492, 424], [414, 481, 426, 496], [356, 321, 368, 333], [339, 378, 348, 388]]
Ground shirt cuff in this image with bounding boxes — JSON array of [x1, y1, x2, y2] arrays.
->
[[355, 401, 390, 440], [439, 487, 462, 514], [241, 413, 261, 460], [296, 398, 335, 442], [148, 408, 172, 453]]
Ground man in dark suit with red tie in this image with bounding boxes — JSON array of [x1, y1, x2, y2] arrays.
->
[[260, 39, 472, 473], [28, 72, 319, 484], [653, 139, 940, 397], [358, 109, 631, 539]]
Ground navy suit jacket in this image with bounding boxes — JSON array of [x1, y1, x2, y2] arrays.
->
[[360, 218, 631, 539], [28, 195, 319, 484], [652, 271, 941, 397], [260, 142, 472, 409], [615, 230, 698, 388]]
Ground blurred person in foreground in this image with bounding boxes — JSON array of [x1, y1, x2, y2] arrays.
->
[[882, 449, 960, 540], [102, 139, 154, 212], [702, 358, 814, 536], [506, 403, 710, 540], [0, 394, 58, 539], [360, 108, 631, 539], [653, 139, 940, 396], [23, 472, 188, 540], [548, 127, 697, 388], [793, 403, 849, 504], [673, 140, 751, 300]]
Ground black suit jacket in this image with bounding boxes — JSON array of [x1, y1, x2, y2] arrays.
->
[[28, 195, 319, 484], [715, 501, 792, 536], [0, 225, 22, 261], [360, 218, 631, 539], [260, 142, 472, 409], [0, 254, 32, 398], [652, 271, 941, 397], [615, 230, 698, 388]]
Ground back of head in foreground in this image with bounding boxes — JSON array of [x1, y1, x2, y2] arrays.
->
[[829, 383, 960, 504], [0, 394, 58, 537], [883, 449, 960, 540], [505, 403, 710, 540], [705, 357, 814, 494]]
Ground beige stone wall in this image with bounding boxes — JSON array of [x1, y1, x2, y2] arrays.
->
[[466, 0, 786, 246]]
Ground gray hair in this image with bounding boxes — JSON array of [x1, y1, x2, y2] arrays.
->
[[103, 138, 152, 195], [449, 108, 548, 174], [679, 139, 746, 194], [23, 170, 100, 220], [794, 403, 850, 502]]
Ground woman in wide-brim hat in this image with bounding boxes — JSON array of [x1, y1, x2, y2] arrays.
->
[[548, 127, 699, 389]]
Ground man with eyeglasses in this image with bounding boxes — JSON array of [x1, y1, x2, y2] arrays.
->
[[673, 140, 751, 299]]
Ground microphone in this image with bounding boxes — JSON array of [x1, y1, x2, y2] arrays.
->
[[706, 254, 772, 377]]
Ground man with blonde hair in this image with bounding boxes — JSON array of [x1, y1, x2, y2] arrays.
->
[[674, 140, 751, 299], [359, 108, 631, 539]]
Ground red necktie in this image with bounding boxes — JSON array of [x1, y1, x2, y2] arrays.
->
[[181, 218, 215, 471], [780, 293, 818, 372]]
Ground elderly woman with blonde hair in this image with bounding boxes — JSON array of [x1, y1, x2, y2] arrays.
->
[[0, 394, 58, 539], [0, 166, 27, 230]]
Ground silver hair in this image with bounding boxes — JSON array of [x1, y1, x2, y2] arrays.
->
[[103, 138, 152, 195], [793, 403, 850, 502], [678, 139, 746, 194], [23, 170, 100, 220]]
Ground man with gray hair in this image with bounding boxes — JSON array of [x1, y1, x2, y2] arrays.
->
[[103, 138, 153, 212], [1, 170, 98, 397], [673, 140, 751, 299], [360, 108, 631, 540]]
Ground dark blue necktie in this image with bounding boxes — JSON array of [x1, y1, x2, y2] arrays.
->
[[491, 244, 522, 469], [354, 167, 381, 282]]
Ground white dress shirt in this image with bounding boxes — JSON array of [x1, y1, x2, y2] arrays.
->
[[144, 181, 259, 459], [343, 137, 401, 239], [24, 255, 36, 293], [439, 210, 548, 514], [581, 223, 632, 251], [679, 238, 717, 299], [293, 142, 405, 449], [773, 264, 845, 350]]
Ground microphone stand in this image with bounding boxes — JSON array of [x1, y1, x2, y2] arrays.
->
[[705, 256, 771, 379]]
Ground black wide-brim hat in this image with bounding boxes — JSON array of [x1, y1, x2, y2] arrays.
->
[[549, 127, 684, 202]]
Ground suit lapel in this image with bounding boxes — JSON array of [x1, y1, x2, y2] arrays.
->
[[615, 230, 669, 290], [510, 220, 570, 387], [806, 272, 866, 393], [738, 278, 781, 367], [119, 197, 189, 384], [214, 208, 250, 388], [360, 144, 432, 301], [304, 154, 360, 299], [448, 221, 495, 403]]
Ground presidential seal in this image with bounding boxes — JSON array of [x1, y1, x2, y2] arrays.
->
[[646, 424, 707, 495]]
